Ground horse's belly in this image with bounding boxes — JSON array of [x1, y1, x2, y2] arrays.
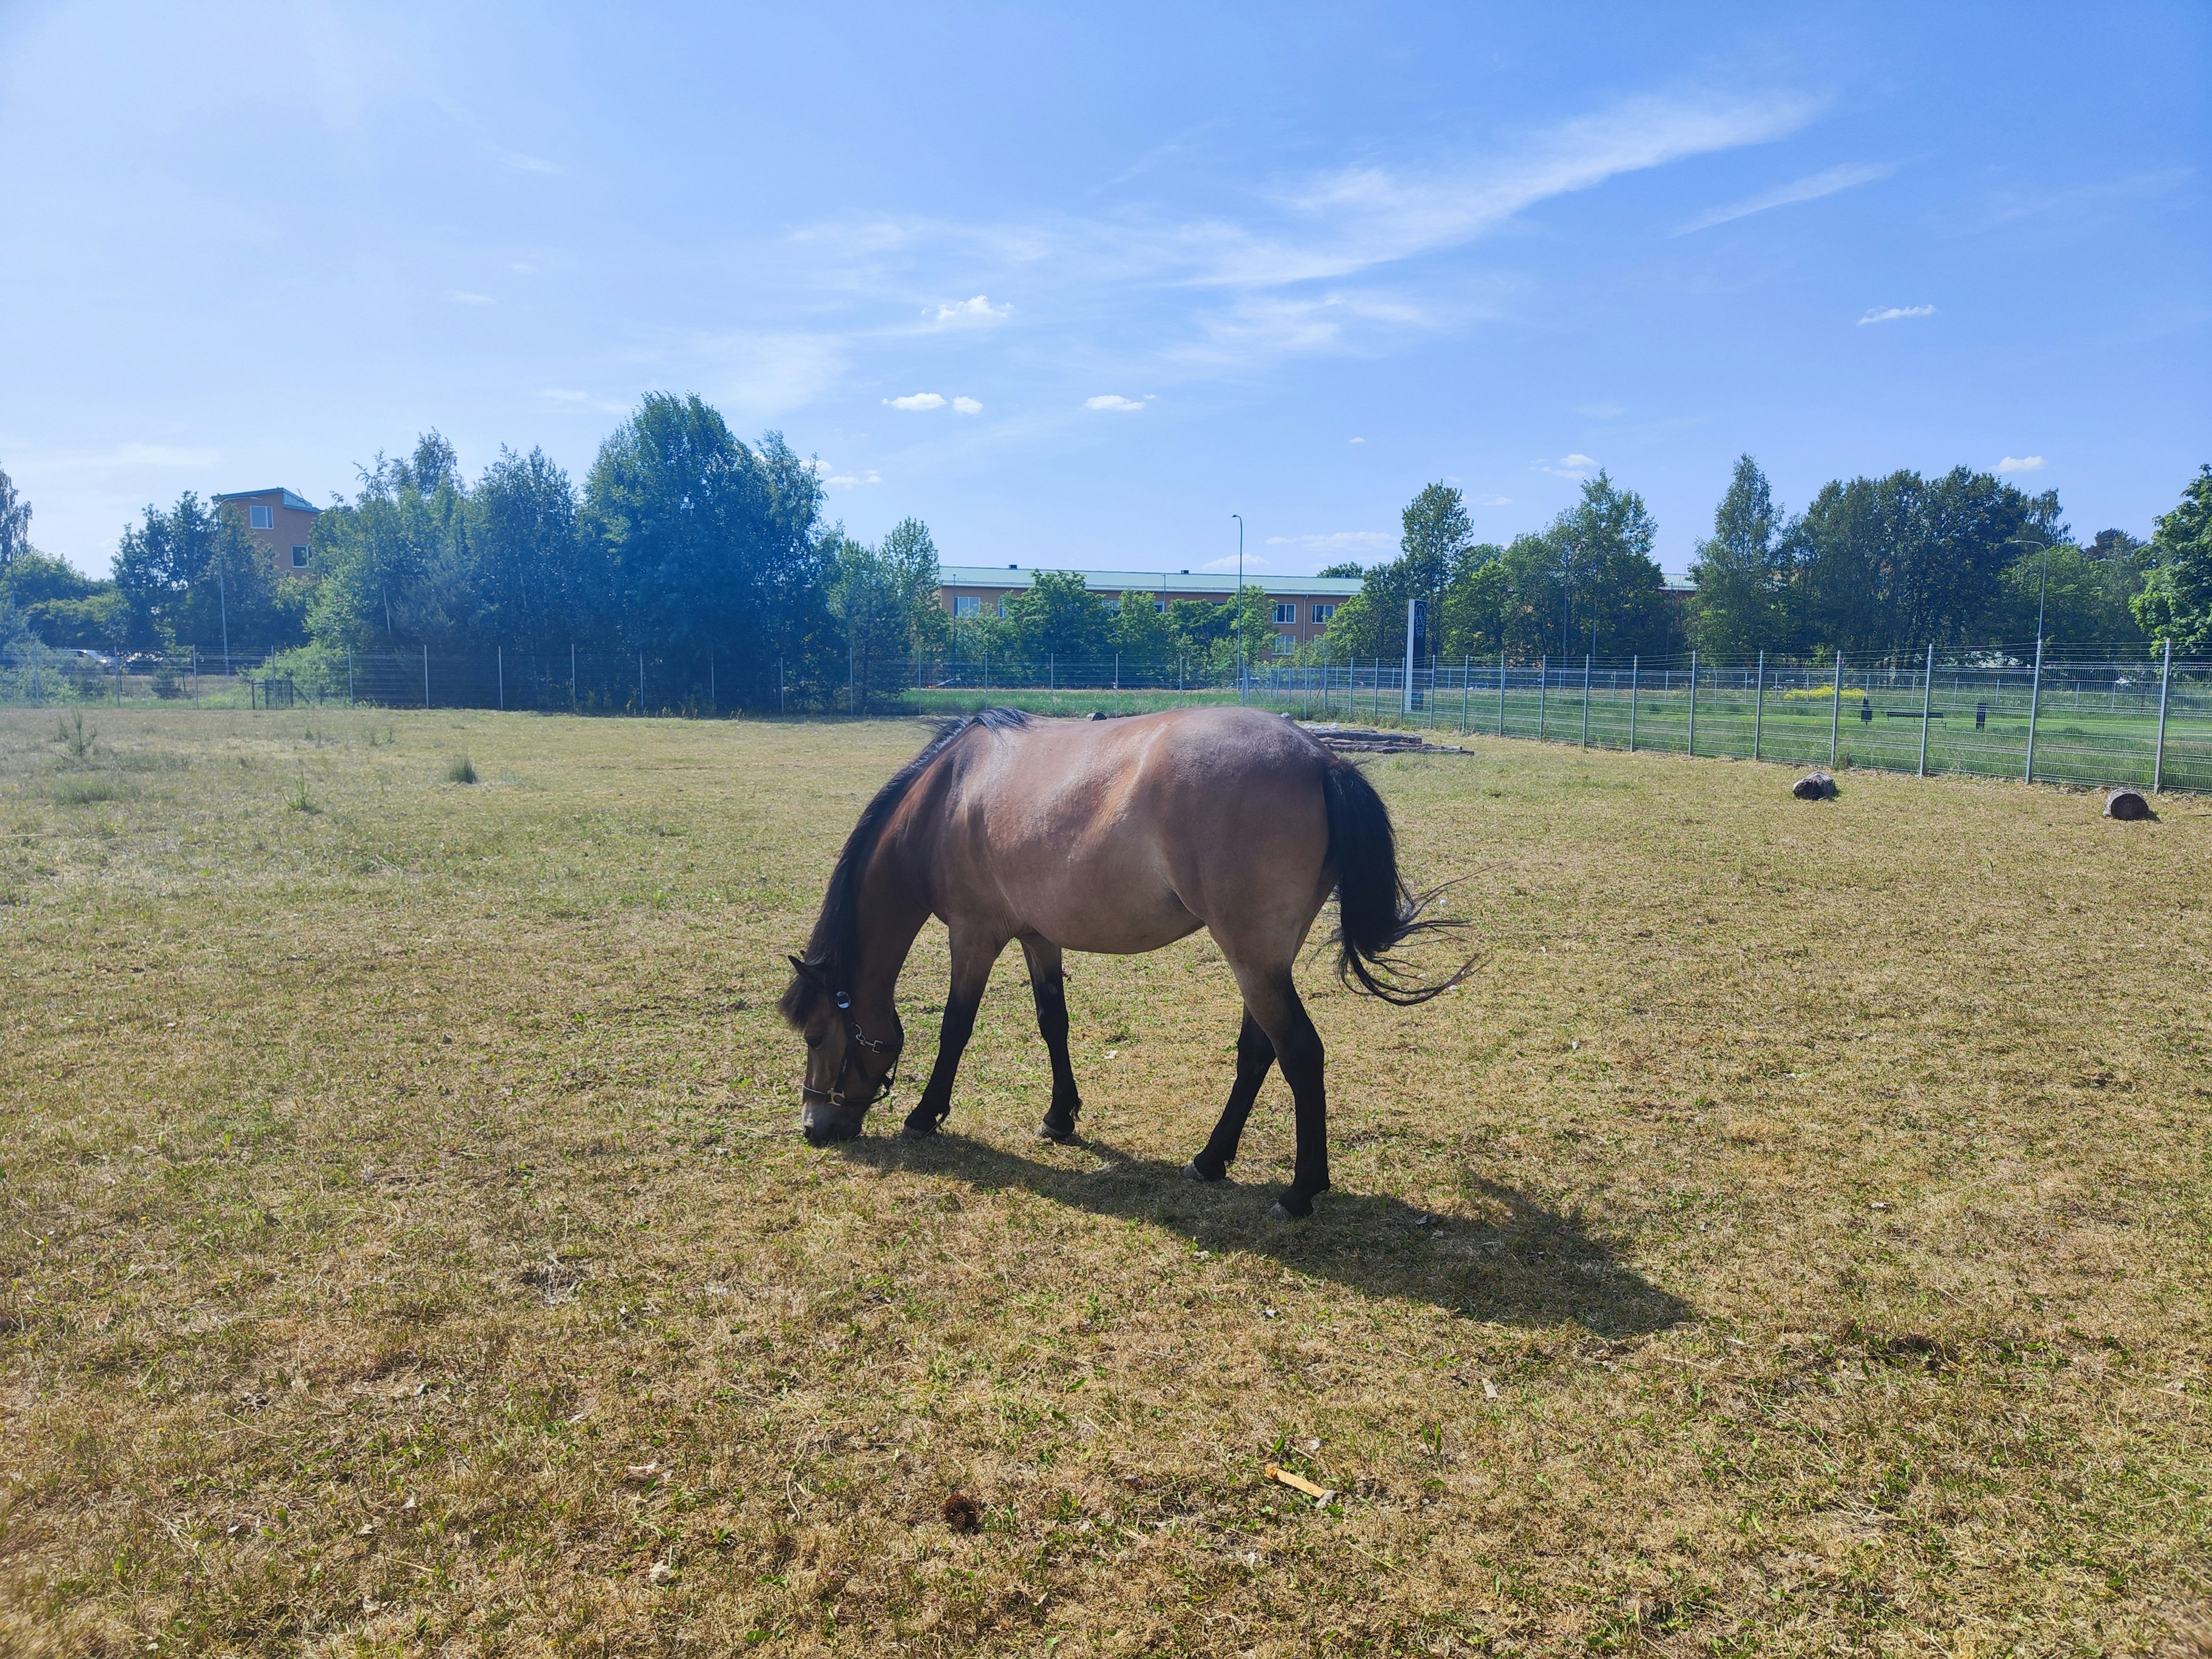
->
[[994, 838, 1202, 955]]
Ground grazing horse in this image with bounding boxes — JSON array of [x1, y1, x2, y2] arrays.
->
[[778, 706, 1464, 1219]]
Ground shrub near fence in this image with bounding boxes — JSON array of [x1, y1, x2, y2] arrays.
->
[[2, 641, 2205, 794]]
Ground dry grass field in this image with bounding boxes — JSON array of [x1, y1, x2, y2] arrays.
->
[[1, 708, 2207, 1658]]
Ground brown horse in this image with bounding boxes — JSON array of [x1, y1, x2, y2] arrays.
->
[[778, 706, 1463, 1219]]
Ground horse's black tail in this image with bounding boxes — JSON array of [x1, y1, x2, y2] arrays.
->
[[1321, 757, 1472, 1005]]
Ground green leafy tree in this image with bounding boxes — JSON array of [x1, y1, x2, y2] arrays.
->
[[1434, 549, 1510, 660], [2132, 465, 2212, 652], [1494, 474, 1678, 660], [827, 535, 914, 710], [580, 395, 830, 673], [1113, 589, 1175, 664], [1005, 569, 1112, 664], [115, 492, 298, 653], [1315, 561, 1365, 579], [878, 518, 950, 658], [0, 460, 30, 577], [306, 434, 475, 652], [1, 550, 118, 650], [463, 446, 593, 655], [1789, 467, 2064, 653], [1687, 456, 1789, 656], [1165, 597, 1233, 677], [1996, 532, 2152, 647]]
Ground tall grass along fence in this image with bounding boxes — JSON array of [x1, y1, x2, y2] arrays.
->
[[3, 639, 2205, 795]]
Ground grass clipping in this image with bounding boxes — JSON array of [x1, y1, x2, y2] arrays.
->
[[0, 706, 2207, 1656]]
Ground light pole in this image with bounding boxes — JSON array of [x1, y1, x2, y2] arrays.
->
[[1230, 513, 1245, 704]]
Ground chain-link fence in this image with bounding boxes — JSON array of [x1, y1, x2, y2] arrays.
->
[[3, 640, 2205, 794]]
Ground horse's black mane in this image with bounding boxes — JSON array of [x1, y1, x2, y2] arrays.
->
[[778, 708, 1028, 1027]]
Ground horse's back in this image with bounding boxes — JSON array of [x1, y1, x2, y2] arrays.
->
[[941, 708, 1334, 955]]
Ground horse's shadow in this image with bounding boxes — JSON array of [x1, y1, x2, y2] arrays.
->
[[844, 1131, 1688, 1338]]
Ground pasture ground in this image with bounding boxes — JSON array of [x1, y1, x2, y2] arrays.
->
[[0, 708, 2206, 1657]]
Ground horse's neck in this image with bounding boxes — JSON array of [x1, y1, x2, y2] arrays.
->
[[851, 822, 931, 1002]]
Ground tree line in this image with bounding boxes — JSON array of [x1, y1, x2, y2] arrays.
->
[[1318, 458, 2211, 668], [4, 406, 2209, 698]]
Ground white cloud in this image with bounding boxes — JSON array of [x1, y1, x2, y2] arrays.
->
[[1473, 494, 1513, 507], [510, 262, 538, 274], [1348, 437, 1365, 444], [929, 295, 1010, 325], [1265, 531, 1393, 554], [1994, 456, 2047, 474], [539, 388, 589, 403], [826, 469, 881, 487], [952, 396, 983, 415], [885, 392, 947, 411], [1574, 402, 1628, 419], [448, 291, 495, 305], [1858, 304, 1936, 325], [1534, 453, 1597, 478], [1085, 394, 1147, 411], [1673, 161, 1895, 235], [1201, 552, 1274, 572]]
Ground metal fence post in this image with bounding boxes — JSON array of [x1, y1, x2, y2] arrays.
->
[[1830, 651, 1843, 767], [1537, 655, 1548, 741], [1460, 655, 1469, 734], [1918, 642, 1934, 777], [1686, 650, 1697, 755], [2024, 634, 2044, 782], [1581, 654, 1592, 748], [1752, 650, 1766, 762], [2153, 638, 2172, 792], [1497, 658, 1506, 735], [497, 646, 505, 712], [422, 643, 430, 709], [1628, 656, 1638, 752], [346, 648, 354, 706]]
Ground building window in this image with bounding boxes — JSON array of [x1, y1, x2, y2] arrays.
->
[[249, 505, 274, 529], [953, 595, 982, 618], [1311, 603, 1336, 624], [1271, 634, 1296, 654], [1272, 603, 1297, 624], [290, 546, 309, 569], [1154, 599, 1167, 612]]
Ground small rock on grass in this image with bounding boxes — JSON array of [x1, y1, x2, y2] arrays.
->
[[1793, 771, 1838, 801]]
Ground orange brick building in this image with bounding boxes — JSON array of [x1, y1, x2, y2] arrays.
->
[[213, 487, 320, 576]]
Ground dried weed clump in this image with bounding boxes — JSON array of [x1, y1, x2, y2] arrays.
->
[[0, 708, 2207, 1656]]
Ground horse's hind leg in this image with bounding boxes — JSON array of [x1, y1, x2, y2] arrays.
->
[[1184, 1013, 1275, 1183], [1225, 968, 1328, 1220], [1020, 937, 1084, 1141]]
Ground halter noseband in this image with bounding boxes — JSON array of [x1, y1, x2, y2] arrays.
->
[[800, 988, 902, 1112]]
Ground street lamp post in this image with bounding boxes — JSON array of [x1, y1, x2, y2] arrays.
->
[[1230, 513, 1245, 705]]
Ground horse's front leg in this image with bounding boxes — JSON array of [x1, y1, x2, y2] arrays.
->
[[903, 931, 1002, 1139], [1020, 936, 1082, 1141]]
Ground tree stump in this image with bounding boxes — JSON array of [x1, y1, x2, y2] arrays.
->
[[2104, 787, 2153, 821], [1793, 771, 1836, 801]]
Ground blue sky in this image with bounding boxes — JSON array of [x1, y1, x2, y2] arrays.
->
[[2, 2, 2205, 581]]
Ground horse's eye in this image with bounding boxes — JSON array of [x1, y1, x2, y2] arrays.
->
[[804, 1031, 824, 1048]]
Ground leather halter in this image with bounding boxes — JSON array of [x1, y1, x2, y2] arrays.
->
[[800, 989, 902, 1112]]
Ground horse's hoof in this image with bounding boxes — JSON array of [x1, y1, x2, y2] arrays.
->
[[1271, 1191, 1315, 1221], [1035, 1120, 1077, 1144], [1183, 1159, 1223, 1184], [900, 1120, 938, 1142]]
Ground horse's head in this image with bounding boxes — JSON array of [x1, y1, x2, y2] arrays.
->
[[779, 954, 903, 1145]]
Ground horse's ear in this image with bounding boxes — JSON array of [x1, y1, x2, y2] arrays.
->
[[788, 954, 823, 985]]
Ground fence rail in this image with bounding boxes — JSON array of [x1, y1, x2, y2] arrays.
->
[[3, 641, 2205, 794]]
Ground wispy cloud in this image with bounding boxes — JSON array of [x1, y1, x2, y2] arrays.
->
[[1085, 394, 1149, 411], [929, 295, 1010, 325], [826, 469, 881, 487], [1858, 304, 1935, 325], [1955, 167, 2191, 234], [885, 392, 947, 411], [1348, 437, 1365, 445], [1994, 455, 2046, 474], [1473, 494, 1512, 507], [952, 396, 983, 415], [491, 146, 561, 176], [1202, 552, 1273, 572], [1673, 161, 1894, 235], [1533, 453, 1597, 478], [1266, 531, 1393, 553], [448, 290, 495, 305]]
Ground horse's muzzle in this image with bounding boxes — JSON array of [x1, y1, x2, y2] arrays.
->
[[801, 1105, 865, 1147]]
